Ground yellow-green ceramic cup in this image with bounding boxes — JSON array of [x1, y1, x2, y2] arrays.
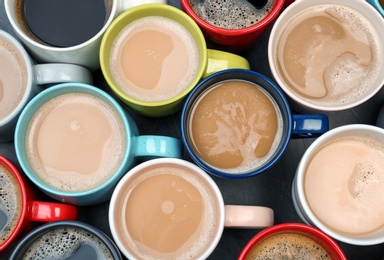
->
[[100, 4, 250, 117]]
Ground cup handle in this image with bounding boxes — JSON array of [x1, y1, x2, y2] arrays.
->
[[133, 135, 183, 159], [291, 114, 329, 138], [204, 49, 250, 78], [33, 64, 93, 85], [116, 0, 168, 16], [28, 201, 78, 222], [224, 205, 274, 228]]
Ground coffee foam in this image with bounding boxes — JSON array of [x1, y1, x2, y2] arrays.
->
[[21, 226, 114, 259], [0, 165, 22, 246], [0, 36, 28, 120], [189, 0, 274, 29], [110, 16, 200, 102], [247, 233, 330, 259], [277, 4, 383, 107], [25, 92, 126, 192], [119, 166, 218, 259]]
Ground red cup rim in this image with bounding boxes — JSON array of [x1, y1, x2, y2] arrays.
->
[[0, 156, 27, 251], [238, 223, 347, 260], [180, 0, 285, 36]]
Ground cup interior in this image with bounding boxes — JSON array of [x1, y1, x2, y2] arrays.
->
[[181, 69, 292, 178], [100, 4, 207, 107], [268, 0, 384, 111]]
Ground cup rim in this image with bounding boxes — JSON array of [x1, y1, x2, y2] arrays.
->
[[4, 0, 117, 51], [14, 83, 132, 198], [295, 124, 384, 245], [180, 68, 292, 179], [238, 222, 347, 259], [0, 156, 27, 251], [99, 3, 208, 109], [0, 30, 33, 126], [108, 157, 225, 259], [267, 0, 384, 112], [180, 0, 285, 35], [9, 220, 122, 260]]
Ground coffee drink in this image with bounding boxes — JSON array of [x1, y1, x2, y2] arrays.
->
[[276, 4, 383, 107], [16, 0, 112, 47], [20, 226, 114, 259], [115, 165, 218, 259], [189, 0, 275, 29], [109, 16, 200, 102], [0, 164, 22, 246], [246, 232, 331, 259], [0, 35, 28, 121], [189, 80, 283, 174], [25, 92, 126, 192], [305, 136, 384, 236]]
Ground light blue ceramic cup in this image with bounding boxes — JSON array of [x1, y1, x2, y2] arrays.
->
[[14, 83, 182, 206]]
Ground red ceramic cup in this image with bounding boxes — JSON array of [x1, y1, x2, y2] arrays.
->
[[238, 223, 347, 260], [0, 156, 78, 252], [180, 0, 285, 52]]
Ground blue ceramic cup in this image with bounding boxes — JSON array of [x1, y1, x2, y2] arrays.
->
[[181, 69, 328, 178], [14, 83, 182, 206], [367, 0, 384, 17]]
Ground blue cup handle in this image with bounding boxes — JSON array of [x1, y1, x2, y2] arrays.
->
[[133, 135, 183, 160], [292, 114, 329, 138]]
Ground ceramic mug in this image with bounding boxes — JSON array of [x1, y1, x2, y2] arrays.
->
[[0, 156, 78, 252], [268, 0, 384, 113], [0, 30, 92, 142], [10, 220, 122, 259], [109, 158, 274, 259], [238, 223, 346, 259], [4, 0, 167, 70], [367, 0, 384, 17], [180, 0, 285, 52], [181, 69, 328, 179], [100, 4, 250, 117], [292, 124, 384, 245], [14, 83, 182, 206]]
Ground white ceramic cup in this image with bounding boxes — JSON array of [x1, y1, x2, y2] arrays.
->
[[4, 0, 167, 71], [109, 158, 274, 259], [268, 0, 384, 112], [292, 124, 384, 245], [0, 30, 92, 142]]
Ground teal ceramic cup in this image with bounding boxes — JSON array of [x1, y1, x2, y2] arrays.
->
[[14, 83, 182, 206]]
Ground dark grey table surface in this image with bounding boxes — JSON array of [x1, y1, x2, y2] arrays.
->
[[1, 1, 384, 259]]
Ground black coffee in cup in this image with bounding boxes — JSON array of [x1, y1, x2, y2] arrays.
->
[[20, 0, 112, 47]]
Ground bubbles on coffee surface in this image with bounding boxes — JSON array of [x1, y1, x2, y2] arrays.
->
[[189, 0, 274, 29], [21, 227, 114, 259]]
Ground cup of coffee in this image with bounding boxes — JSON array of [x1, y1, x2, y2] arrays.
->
[[14, 83, 183, 206], [10, 220, 122, 259], [0, 156, 78, 252], [0, 30, 92, 143], [268, 0, 384, 113], [238, 223, 346, 259], [109, 158, 274, 259], [4, 0, 167, 70], [367, 0, 384, 17], [100, 4, 250, 117], [180, 0, 285, 52], [292, 124, 384, 245], [181, 69, 328, 178]]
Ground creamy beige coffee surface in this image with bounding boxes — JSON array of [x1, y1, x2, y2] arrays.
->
[[25, 92, 126, 192], [305, 136, 384, 236], [110, 16, 200, 102], [0, 36, 27, 120], [189, 80, 283, 174], [246, 233, 331, 259], [0, 164, 22, 246], [118, 166, 218, 259], [276, 4, 382, 107]]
